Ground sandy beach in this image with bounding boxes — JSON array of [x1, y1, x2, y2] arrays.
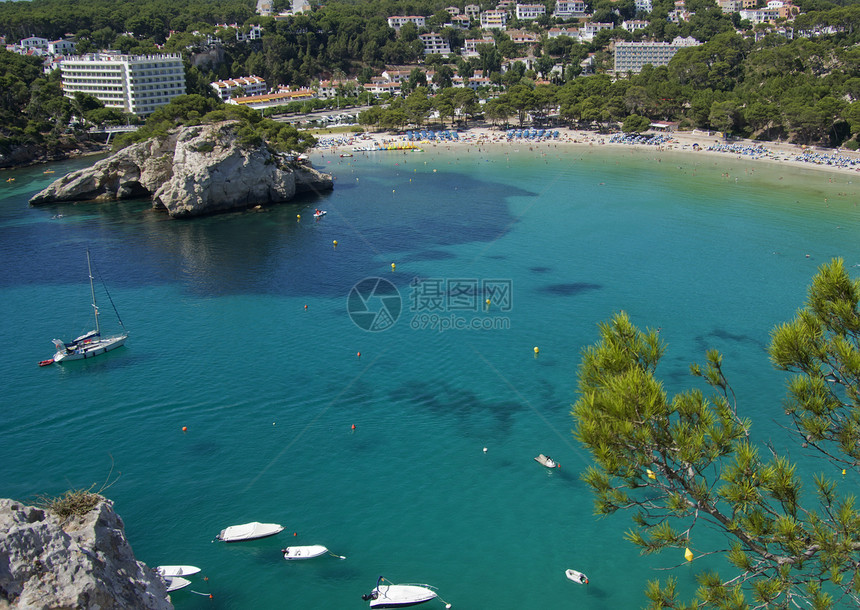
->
[[315, 125, 860, 177]]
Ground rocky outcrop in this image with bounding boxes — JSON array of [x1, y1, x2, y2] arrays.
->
[[28, 121, 333, 218], [0, 497, 172, 609]]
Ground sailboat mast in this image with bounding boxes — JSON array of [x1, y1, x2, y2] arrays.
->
[[87, 249, 100, 336]]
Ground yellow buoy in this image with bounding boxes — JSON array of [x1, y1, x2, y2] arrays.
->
[[533, 346, 539, 354], [297, 214, 301, 220], [391, 263, 396, 270], [685, 548, 693, 562], [333, 240, 338, 247], [843, 469, 847, 476]]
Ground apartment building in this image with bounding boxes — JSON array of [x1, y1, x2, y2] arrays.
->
[[48, 39, 76, 54], [387, 15, 427, 30], [614, 36, 700, 73], [553, 0, 588, 18], [210, 75, 267, 101], [463, 37, 495, 57], [480, 10, 508, 29], [515, 3, 546, 20], [739, 8, 780, 23], [622, 19, 649, 31], [547, 26, 581, 39], [20, 36, 49, 50], [579, 22, 614, 40], [506, 29, 538, 44], [419, 32, 452, 55], [60, 53, 186, 116]]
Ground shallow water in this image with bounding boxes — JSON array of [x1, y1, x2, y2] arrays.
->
[[1, 145, 858, 609]]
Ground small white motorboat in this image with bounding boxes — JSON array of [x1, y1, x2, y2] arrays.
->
[[313, 210, 327, 218], [282, 545, 329, 560], [216, 521, 284, 542], [363, 577, 450, 608], [156, 565, 201, 577], [535, 454, 560, 468], [165, 576, 192, 592], [565, 569, 588, 584]]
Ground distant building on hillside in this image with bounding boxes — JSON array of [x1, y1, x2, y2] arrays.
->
[[547, 26, 581, 40], [622, 19, 649, 32], [480, 10, 508, 29], [614, 36, 700, 73], [388, 15, 426, 30], [210, 75, 267, 101], [48, 39, 76, 54], [554, 0, 588, 18], [716, 0, 741, 11], [227, 88, 315, 110], [515, 3, 546, 20], [464, 4, 481, 20], [506, 29, 538, 44], [579, 22, 614, 40], [419, 32, 452, 55], [20, 36, 49, 50], [739, 7, 780, 23], [463, 37, 495, 57], [60, 53, 186, 116]]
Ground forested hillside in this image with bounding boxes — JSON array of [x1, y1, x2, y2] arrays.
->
[[0, 0, 858, 161]]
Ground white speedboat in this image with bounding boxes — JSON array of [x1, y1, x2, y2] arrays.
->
[[565, 569, 588, 584], [282, 545, 329, 560], [216, 521, 284, 542], [313, 209, 327, 218], [44, 249, 128, 365], [535, 454, 559, 468], [165, 576, 192, 592], [363, 577, 449, 608], [156, 565, 200, 577]]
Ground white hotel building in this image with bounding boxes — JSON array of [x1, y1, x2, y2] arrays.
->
[[614, 37, 700, 73], [60, 53, 186, 116]]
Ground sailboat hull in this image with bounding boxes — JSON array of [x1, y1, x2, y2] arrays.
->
[[53, 335, 127, 363]]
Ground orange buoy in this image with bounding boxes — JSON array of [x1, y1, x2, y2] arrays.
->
[[352, 424, 356, 430], [357, 352, 361, 358], [182, 426, 187, 432], [304, 304, 308, 310]]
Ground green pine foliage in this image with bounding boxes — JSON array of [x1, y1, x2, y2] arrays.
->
[[573, 259, 860, 608]]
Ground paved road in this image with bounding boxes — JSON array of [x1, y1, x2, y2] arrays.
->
[[271, 105, 371, 125]]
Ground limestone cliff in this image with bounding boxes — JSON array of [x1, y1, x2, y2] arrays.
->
[[28, 121, 333, 218], [0, 497, 172, 609]]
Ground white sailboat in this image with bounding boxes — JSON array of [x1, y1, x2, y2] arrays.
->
[[42, 249, 127, 365]]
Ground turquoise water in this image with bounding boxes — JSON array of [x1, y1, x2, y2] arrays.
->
[[1, 145, 858, 609]]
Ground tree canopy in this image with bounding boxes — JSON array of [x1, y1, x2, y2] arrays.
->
[[572, 258, 860, 608]]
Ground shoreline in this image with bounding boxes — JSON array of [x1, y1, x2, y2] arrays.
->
[[314, 126, 860, 177]]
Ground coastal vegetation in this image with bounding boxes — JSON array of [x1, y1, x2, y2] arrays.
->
[[0, 0, 859, 156], [573, 258, 860, 608], [111, 94, 317, 154]]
